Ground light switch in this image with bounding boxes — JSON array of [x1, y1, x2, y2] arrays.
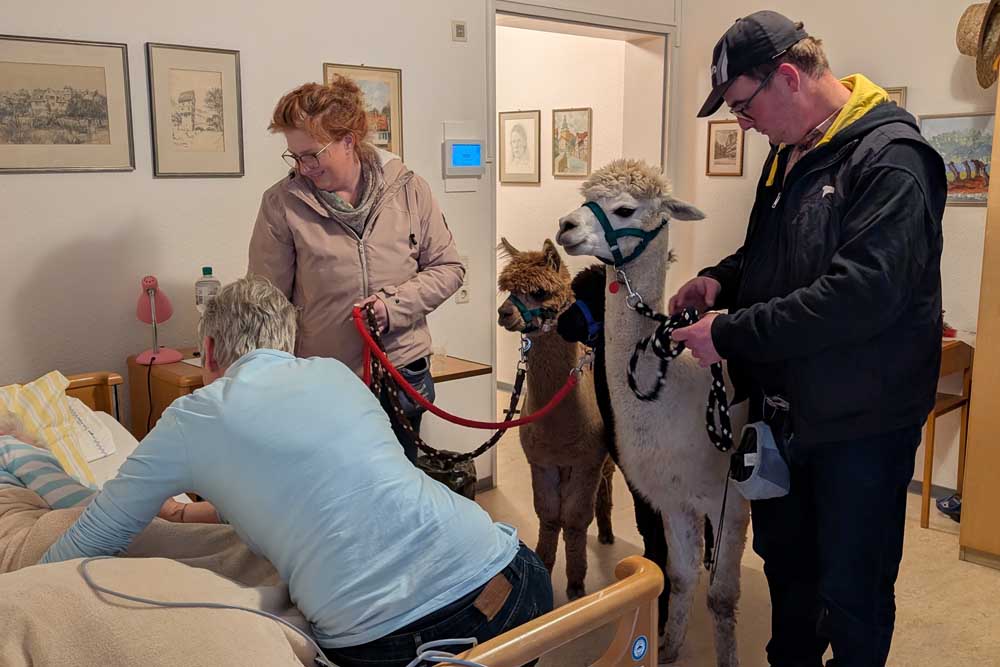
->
[[452, 20, 468, 42]]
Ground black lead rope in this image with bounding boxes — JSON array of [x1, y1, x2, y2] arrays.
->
[[626, 305, 735, 453]]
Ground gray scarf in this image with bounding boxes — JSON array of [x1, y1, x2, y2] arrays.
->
[[313, 147, 386, 237]]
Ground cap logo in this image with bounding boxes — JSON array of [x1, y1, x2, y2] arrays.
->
[[715, 45, 730, 85]]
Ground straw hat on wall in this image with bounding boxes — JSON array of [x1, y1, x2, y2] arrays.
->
[[957, 0, 1000, 88]]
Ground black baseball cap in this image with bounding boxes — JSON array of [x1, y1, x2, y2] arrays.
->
[[697, 10, 809, 117]]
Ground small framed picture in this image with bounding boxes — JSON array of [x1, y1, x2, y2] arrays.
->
[[0, 34, 134, 173], [146, 43, 244, 178], [324, 63, 403, 159], [706, 119, 744, 177], [919, 111, 993, 206], [885, 86, 907, 109], [552, 107, 592, 177], [499, 110, 540, 183]]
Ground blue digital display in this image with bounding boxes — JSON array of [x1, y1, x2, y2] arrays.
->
[[451, 143, 482, 167]]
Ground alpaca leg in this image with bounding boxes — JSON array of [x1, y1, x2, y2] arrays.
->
[[595, 455, 616, 545], [530, 463, 561, 573], [560, 464, 602, 600], [660, 509, 703, 664], [706, 497, 749, 667]]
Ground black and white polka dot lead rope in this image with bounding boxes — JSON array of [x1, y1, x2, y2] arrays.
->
[[626, 305, 734, 453]]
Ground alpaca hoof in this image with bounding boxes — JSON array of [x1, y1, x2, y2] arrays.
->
[[566, 584, 586, 600], [598, 530, 615, 545]]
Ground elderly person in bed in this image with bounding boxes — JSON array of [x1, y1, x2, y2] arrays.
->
[[41, 274, 552, 667]]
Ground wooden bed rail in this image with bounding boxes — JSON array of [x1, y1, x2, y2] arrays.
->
[[65, 371, 123, 420], [448, 555, 663, 667]]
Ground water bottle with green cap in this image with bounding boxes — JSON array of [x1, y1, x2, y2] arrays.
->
[[195, 266, 222, 314]]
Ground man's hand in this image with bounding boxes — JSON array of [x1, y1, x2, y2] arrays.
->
[[357, 295, 389, 333], [668, 276, 722, 315], [671, 312, 722, 367]]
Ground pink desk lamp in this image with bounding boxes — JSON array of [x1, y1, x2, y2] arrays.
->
[[135, 275, 183, 365]]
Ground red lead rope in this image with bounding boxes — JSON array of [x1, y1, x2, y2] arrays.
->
[[352, 306, 579, 429]]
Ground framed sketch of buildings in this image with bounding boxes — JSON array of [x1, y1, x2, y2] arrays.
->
[[0, 34, 134, 173], [920, 111, 993, 206], [324, 63, 403, 159], [706, 120, 744, 177], [146, 43, 243, 177], [498, 110, 540, 183], [552, 107, 592, 177]]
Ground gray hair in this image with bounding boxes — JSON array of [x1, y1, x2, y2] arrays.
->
[[198, 275, 298, 368], [0, 408, 33, 445]]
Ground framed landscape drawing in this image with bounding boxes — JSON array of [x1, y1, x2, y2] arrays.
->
[[920, 111, 993, 206], [706, 119, 744, 177], [552, 107, 592, 177], [498, 110, 540, 183], [0, 34, 134, 173], [147, 43, 243, 177], [885, 86, 907, 109], [324, 63, 403, 159]]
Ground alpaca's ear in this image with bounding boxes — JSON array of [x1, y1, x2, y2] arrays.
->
[[542, 239, 562, 271], [664, 197, 706, 221], [498, 237, 520, 258]]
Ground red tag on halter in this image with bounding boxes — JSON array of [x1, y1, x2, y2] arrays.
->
[[609, 281, 620, 294]]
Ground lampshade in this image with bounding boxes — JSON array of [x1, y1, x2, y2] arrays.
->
[[135, 275, 183, 365]]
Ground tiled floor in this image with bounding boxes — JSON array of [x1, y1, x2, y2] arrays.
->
[[475, 392, 1000, 666]]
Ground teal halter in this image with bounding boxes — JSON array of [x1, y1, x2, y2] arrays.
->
[[509, 295, 555, 333], [584, 201, 667, 268]]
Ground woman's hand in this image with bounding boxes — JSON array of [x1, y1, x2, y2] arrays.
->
[[357, 295, 389, 332], [158, 498, 185, 522]]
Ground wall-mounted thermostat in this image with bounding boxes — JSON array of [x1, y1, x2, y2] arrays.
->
[[442, 139, 485, 178]]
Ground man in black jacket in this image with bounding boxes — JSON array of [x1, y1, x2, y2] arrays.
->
[[670, 11, 946, 667]]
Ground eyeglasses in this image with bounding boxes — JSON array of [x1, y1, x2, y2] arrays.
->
[[728, 69, 777, 122], [281, 141, 334, 170]]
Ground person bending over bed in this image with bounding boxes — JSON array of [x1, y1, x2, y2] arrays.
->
[[41, 274, 552, 667]]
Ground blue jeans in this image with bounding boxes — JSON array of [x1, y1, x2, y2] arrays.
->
[[750, 425, 922, 667], [388, 356, 436, 463], [323, 543, 554, 667]]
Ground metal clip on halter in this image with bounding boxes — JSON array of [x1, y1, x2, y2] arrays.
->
[[518, 335, 532, 370], [572, 347, 595, 377], [615, 268, 644, 310]]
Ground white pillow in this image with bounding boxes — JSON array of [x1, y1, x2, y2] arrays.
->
[[65, 397, 116, 463], [87, 409, 140, 488]]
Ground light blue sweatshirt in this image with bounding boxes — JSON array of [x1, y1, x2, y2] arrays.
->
[[41, 350, 518, 648]]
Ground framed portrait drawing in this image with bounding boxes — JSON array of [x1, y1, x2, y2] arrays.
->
[[498, 110, 540, 183], [885, 86, 907, 109], [0, 34, 134, 173], [552, 107, 592, 177], [919, 111, 993, 206], [706, 120, 744, 177], [146, 43, 243, 177], [324, 63, 403, 159]]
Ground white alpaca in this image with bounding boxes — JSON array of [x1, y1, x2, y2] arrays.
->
[[555, 159, 750, 667]]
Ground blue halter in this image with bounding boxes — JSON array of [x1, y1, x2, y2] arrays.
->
[[509, 295, 555, 332], [575, 298, 603, 344], [584, 201, 667, 268]]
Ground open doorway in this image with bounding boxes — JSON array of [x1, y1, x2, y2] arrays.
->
[[494, 14, 668, 390]]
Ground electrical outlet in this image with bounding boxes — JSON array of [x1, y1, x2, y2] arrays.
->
[[455, 286, 470, 304], [452, 20, 468, 42]]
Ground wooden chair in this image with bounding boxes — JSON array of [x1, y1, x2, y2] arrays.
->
[[921, 340, 974, 529]]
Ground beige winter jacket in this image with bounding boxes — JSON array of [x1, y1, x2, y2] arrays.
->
[[248, 153, 465, 375]]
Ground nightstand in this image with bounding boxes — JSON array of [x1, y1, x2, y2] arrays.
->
[[126, 347, 203, 439]]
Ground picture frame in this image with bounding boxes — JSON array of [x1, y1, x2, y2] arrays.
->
[[706, 119, 744, 177], [919, 111, 994, 206], [146, 43, 244, 178], [885, 86, 907, 109], [324, 63, 403, 159], [498, 110, 540, 183], [0, 34, 134, 174], [552, 107, 592, 177]]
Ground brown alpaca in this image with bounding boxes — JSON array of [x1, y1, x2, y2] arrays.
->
[[497, 237, 615, 600]]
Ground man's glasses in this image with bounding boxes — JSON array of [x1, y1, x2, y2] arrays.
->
[[282, 141, 333, 170], [728, 69, 777, 122]]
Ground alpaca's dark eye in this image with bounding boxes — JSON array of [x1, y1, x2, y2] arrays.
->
[[614, 206, 636, 218], [531, 289, 548, 300]]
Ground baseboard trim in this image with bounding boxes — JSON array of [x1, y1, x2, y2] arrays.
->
[[496, 381, 514, 393], [907, 479, 956, 499], [960, 547, 1000, 571]]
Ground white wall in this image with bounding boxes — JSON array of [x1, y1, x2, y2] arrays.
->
[[1, 0, 497, 478], [500, 0, 676, 27], [670, 0, 993, 489], [494, 26, 664, 385]]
